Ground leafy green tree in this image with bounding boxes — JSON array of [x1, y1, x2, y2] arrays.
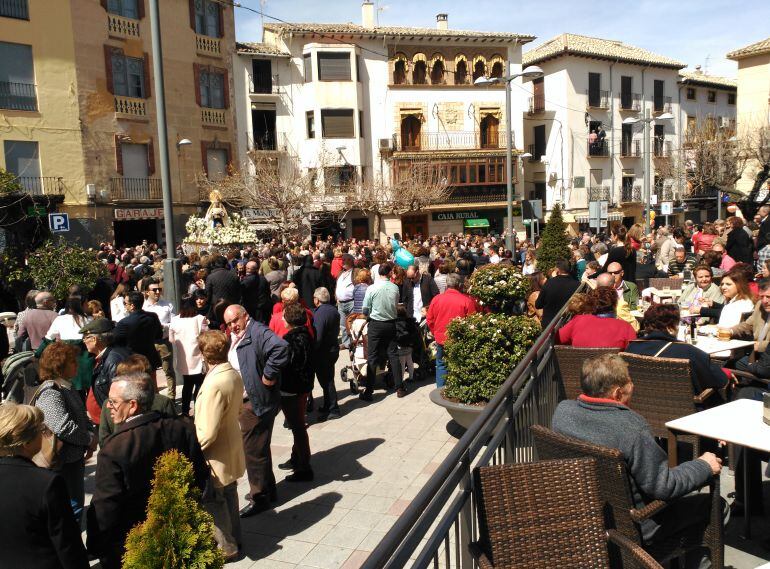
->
[[123, 450, 224, 569], [535, 203, 570, 276], [0, 168, 22, 196], [27, 239, 107, 300]]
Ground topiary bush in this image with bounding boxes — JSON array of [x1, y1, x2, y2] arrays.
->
[[122, 450, 224, 569], [443, 313, 541, 405], [466, 263, 530, 314], [535, 202, 571, 277]]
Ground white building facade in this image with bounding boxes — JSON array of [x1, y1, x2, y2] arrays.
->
[[233, 3, 535, 239]]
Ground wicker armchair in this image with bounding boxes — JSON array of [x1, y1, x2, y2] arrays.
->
[[554, 346, 620, 400], [531, 425, 724, 569], [648, 277, 683, 291], [470, 458, 663, 568], [619, 352, 715, 465]]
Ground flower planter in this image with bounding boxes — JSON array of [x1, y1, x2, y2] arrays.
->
[[429, 388, 505, 433]]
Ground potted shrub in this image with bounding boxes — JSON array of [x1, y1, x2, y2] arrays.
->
[[429, 312, 541, 429], [465, 263, 530, 314]]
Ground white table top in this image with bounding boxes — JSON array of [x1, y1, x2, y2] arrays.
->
[[691, 336, 754, 355], [666, 400, 770, 453]]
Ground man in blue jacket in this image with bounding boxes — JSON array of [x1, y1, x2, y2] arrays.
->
[[312, 287, 341, 421], [223, 304, 289, 518]]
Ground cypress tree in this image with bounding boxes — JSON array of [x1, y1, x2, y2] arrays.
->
[[535, 203, 571, 276]]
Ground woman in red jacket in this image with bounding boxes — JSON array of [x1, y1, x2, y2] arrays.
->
[[557, 286, 636, 349]]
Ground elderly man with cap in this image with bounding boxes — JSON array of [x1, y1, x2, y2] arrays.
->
[[81, 318, 132, 424]]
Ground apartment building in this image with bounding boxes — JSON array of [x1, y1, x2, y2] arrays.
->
[[233, 2, 535, 239], [727, 37, 770, 197], [0, 0, 238, 247]]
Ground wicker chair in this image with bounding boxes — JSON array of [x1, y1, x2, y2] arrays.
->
[[648, 277, 684, 291], [619, 352, 715, 465], [554, 346, 620, 400], [470, 457, 663, 568], [531, 426, 724, 569]]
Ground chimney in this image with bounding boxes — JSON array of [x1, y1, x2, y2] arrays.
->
[[362, 1, 375, 29], [436, 13, 448, 30], [694, 64, 703, 74]]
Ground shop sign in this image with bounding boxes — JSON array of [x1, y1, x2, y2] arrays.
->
[[114, 208, 164, 220], [431, 207, 518, 222], [26, 205, 47, 217]]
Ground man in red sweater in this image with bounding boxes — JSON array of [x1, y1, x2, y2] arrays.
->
[[426, 273, 478, 387]]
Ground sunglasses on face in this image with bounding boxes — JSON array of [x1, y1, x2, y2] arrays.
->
[[607, 270, 623, 275], [148, 288, 162, 293]]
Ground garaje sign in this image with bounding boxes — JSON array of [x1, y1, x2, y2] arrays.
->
[[114, 208, 164, 220]]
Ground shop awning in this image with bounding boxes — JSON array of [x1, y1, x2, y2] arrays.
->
[[573, 212, 624, 223], [464, 218, 490, 228]]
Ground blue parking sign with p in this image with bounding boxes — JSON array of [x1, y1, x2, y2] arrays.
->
[[49, 213, 70, 232]]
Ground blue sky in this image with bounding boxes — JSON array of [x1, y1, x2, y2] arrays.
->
[[234, 0, 770, 78]]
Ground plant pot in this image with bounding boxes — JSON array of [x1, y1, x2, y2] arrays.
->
[[429, 387, 505, 433]]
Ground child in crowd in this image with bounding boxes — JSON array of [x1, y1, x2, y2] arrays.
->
[[395, 304, 419, 382]]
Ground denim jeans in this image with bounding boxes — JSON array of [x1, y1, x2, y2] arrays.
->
[[338, 300, 354, 348], [435, 344, 447, 388]]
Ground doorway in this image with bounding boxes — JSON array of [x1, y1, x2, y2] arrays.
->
[[113, 219, 158, 248], [351, 218, 369, 240], [252, 108, 277, 150], [480, 115, 500, 149], [400, 115, 421, 151], [401, 214, 428, 239]]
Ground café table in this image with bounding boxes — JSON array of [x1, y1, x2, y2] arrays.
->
[[667, 399, 770, 539], [691, 336, 754, 356]]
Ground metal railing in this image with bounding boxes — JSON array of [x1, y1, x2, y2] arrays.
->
[[586, 89, 610, 109], [528, 94, 545, 114], [527, 144, 542, 162], [110, 177, 162, 200], [362, 294, 577, 569], [621, 139, 641, 157], [588, 186, 612, 203], [392, 130, 508, 152], [654, 96, 672, 114], [621, 184, 643, 203], [247, 132, 287, 152], [0, 81, 37, 111], [620, 92, 642, 111], [13, 176, 64, 196], [654, 139, 673, 158], [249, 73, 280, 94], [587, 139, 609, 157], [0, 0, 28, 19], [446, 188, 507, 204]]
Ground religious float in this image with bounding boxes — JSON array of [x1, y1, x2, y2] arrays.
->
[[182, 190, 256, 254]]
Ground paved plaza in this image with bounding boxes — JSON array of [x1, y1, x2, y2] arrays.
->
[[82, 359, 770, 568]]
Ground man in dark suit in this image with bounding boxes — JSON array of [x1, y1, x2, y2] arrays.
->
[[756, 205, 770, 253], [206, 255, 241, 308], [86, 373, 207, 569], [535, 258, 580, 328], [112, 291, 162, 369], [241, 260, 270, 323]]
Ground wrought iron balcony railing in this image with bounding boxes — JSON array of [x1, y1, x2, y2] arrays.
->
[[528, 95, 545, 114], [0, 81, 37, 111], [110, 177, 162, 201], [587, 139, 609, 157], [587, 186, 612, 204], [249, 73, 280, 95], [621, 184, 642, 203], [0, 0, 28, 19], [620, 92, 642, 111], [654, 139, 673, 158], [621, 139, 641, 157], [12, 176, 64, 196], [446, 187, 507, 204], [392, 130, 508, 152], [586, 89, 609, 109], [654, 96, 672, 114]]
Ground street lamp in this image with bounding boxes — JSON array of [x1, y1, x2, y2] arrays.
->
[[475, 65, 544, 251], [622, 110, 674, 234]]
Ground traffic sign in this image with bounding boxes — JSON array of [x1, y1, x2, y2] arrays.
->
[[660, 202, 673, 215], [27, 205, 46, 217], [48, 213, 70, 232]]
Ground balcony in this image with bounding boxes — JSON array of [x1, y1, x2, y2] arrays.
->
[[654, 139, 673, 158], [12, 176, 64, 196], [446, 187, 507, 204], [201, 108, 227, 128], [0, 0, 28, 19], [655, 186, 675, 202], [621, 184, 642, 203], [114, 95, 147, 119], [249, 73, 280, 95], [195, 34, 221, 57], [654, 96, 672, 114], [587, 186, 612, 204], [110, 177, 162, 201], [0, 81, 37, 111], [587, 140, 609, 157], [528, 95, 545, 114], [586, 89, 609, 109], [247, 132, 287, 152], [527, 144, 542, 162], [107, 13, 140, 39], [620, 92, 641, 112], [392, 130, 508, 152], [621, 139, 641, 158]]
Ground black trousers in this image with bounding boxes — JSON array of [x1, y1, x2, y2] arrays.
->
[[365, 319, 403, 395], [239, 402, 276, 503], [181, 373, 205, 415], [316, 353, 340, 411]]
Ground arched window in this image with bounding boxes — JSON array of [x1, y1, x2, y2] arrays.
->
[[430, 60, 445, 85], [394, 59, 406, 85], [455, 58, 468, 85], [412, 61, 427, 84], [400, 115, 422, 151], [473, 59, 486, 81], [480, 114, 500, 149], [490, 61, 504, 79]]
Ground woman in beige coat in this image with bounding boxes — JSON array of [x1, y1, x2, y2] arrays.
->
[[195, 331, 246, 561]]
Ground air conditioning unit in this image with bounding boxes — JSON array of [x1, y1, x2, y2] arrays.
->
[[719, 117, 732, 128], [86, 183, 96, 198], [378, 138, 393, 152]]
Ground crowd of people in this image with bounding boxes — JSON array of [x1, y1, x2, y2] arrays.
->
[[3, 204, 770, 566]]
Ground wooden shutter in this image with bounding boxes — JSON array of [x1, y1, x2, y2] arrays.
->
[[193, 63, 202, 106], [104, 45, 116, 94], [303, 54, 312, 82], [317, 53, 351, 81], [143, 53, 151, 99], [189, 0, 196, 30], [147, 139, 156, 175], [115, 135, 124, 175], [321, 109, 354, 138], [137, 0, 145, 19]]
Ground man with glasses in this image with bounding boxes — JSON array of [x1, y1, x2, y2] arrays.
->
[[113, 291, 163, 375], [222, 304, 288, 518], [87, 373, 207, 569], [605, 261, 639, 310], [142, 280, 177, 399]]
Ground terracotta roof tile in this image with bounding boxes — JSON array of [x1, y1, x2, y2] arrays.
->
[[523, 33, 685, 69], [679, 71, 736, 90], [236, 42, 291, 57], [726, 37, 770, 60]]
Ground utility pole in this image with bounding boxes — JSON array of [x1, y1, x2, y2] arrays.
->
[[643, 108, 651, 235]]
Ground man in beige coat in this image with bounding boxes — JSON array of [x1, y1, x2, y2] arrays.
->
[[195, 331, 246, 561]]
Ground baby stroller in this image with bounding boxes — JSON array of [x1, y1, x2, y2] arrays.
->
[[1, 351, 37, 403], [340, 314, 388, 394]]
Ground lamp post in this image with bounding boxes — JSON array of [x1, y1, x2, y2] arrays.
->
[[474, 65, 544, 251], [622, 110, 674, 235]]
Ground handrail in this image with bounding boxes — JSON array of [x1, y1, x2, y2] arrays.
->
[[363, 286, 581, 568]]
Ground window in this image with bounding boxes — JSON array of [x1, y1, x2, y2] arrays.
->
[[1, 0, 29, 19], [325, 166, 356, 191], [588, 72, 602, 107], [317, 52, 351, 81], [430, 60, 444, 85], [3, 140, 40, 179], [728, 92, 736, 105], [121, 142, 150, 178], [0, 42, 36, 111], [321, 109, 354, 138], [412, 61, 427, 85], [686, 87, 696, 100], [490, 61, 504, 79], [708, 90, 716, 103], [472, 60, 485, 81], [533, 125, 546, 159], [251, 59, 272, 94], [653, 80, 665, 111], [620, 76, 633, 109], [303, 53, 312, 82], [359, 110, 364, 139], [621, 123, 633, 155], [306, 111, 315, 138], [393, 59, 406, 85], [111, 52, 147, 98], [455, 59, 468, 85], [206, 148, 228, 181], [107, 0, 139, 18], [199, 69, 225, 108], [194, 0, 221, 38], [356, 55, 361, 83]]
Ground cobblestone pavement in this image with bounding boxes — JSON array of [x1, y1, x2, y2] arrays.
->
[[82, 357, 770, 568]]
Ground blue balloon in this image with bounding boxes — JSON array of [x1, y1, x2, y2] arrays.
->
[[395, 247, 414, 268]]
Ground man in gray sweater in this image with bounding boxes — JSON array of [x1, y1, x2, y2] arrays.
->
[[552, 353, 722, 566]]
